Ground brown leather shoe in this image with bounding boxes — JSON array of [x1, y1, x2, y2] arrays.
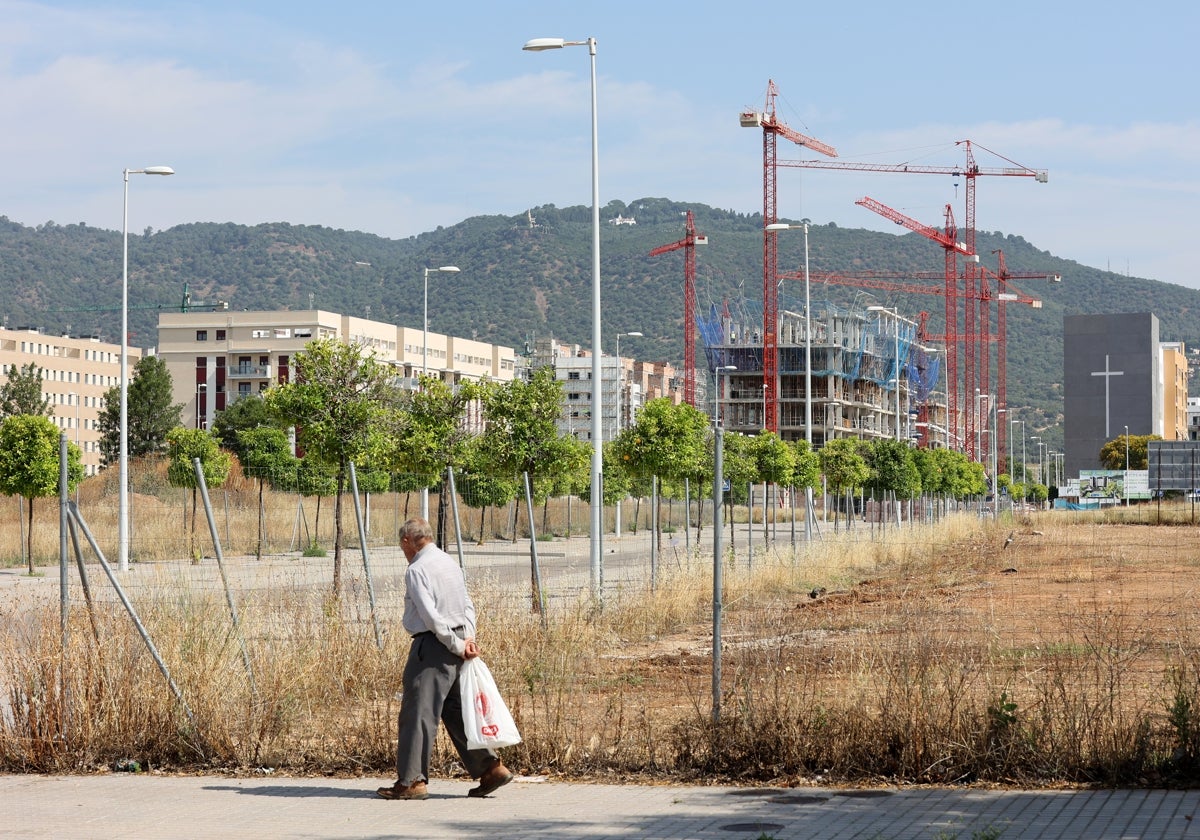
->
[[468, 762, 513, 798], [377, 780, 429, 800]]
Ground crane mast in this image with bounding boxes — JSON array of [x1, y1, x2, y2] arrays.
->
[[741, 80, 836, 432], [649, 210, 708, 407]]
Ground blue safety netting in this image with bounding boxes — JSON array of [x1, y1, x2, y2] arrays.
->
[[697, 297, 941, 401]]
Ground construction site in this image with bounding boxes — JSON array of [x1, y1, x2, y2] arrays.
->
[[655, 80, 1057, 472]]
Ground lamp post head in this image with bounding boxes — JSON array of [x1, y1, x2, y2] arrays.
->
[[523, 37, 567, 50], [623, 331, 643, 338], [523, 36, 593, 52], [126, 166, 175, 177]]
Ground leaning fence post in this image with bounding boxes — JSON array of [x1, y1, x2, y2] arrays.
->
[[193, 458, 258, 697], [67, 503, 201, 750], [348, 463, 384, 650]]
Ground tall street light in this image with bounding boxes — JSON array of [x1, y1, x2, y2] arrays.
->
[[1030, 436, 1042, 491], [120, 165, 174, 572], [995, 407, 1006, 506], [1124, 424, 1130, 508], [1009, 418, 1020, 486], [524, 36, 604, 594], [713, 365, 737, 427], [764, 221, 812, 446], [420, 264, 460, 519], [422, 265, 460, 380], [763, 218, 820, 537], [615, 331, 642, 430], [1021, 423, 1028, 487]]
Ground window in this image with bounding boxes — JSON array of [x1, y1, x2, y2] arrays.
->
[[215, 329, 226, 341], [568, 372, 580, 380], [196, 330, 208, 341]]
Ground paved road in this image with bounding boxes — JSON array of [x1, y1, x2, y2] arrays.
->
[[3, 773, 1199, 839]]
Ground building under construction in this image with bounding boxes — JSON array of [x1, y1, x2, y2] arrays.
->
[[699, 295, 949, 448]]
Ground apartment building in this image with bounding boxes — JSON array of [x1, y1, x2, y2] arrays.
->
[[0, 326, 141, 476], [527, 337, 684, 442], [1161, 341, 1189, 440], [156, 309, 517, 430]]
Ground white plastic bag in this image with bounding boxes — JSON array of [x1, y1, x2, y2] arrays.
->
[[460, 657, 522, 750]]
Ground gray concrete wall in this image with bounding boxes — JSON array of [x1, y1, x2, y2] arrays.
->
[[1064, 312, 1159, 476]]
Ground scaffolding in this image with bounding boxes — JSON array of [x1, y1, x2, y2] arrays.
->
[[699, 296, 946, 448]]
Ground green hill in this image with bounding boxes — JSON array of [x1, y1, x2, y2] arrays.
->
[[4, 199, 1197, 457]]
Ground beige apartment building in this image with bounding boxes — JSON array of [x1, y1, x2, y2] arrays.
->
[[156, 310, 517, 431], [0, 326, 141, 476], [1162, 341, 1189, 440]]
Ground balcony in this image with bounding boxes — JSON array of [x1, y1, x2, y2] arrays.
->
[[227, 363, 272, 380]]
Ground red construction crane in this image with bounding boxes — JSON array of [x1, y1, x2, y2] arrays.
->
[[649, 209, 708, 407], [740, 80, 836, 432], [855, 197, 976, 456], [783, 140, 1046, 453], [985, 250, 1061, 473]]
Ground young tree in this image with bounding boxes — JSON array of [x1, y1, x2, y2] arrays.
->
[[0, 415, 83, 572], [237, 426, 299, 560], [819, 438, 870, 531], [612, 398, 710, 548], [165, 427, 233, 560], [478, 369, 580, 532], [386, 375, 483, 547], [97, 356, 183, 465], [790, 439, 820, 491], [212, 394, 276, 460], [0, 362, 52, 420], [264, 338, 392, 596]]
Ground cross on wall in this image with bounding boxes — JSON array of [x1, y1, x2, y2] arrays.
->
[[1090, 354, 1124, 437]]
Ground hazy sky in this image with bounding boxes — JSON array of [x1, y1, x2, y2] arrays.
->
[[3, 1, 1197, 288]]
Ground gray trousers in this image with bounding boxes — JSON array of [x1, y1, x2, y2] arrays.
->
[[395, 634, 497, 785]]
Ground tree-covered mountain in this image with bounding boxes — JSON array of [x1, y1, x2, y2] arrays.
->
[[3, 198, 1197, 456]]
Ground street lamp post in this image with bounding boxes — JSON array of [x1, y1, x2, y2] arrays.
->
[[995, 407, 1006, 509], [420, 265, 460, 520], [616, 331, 642, 430], [120, 165, 174, 572], [69, 392, 80, 502], [196, 383, 207, 430], [422, 265, 461, 382], [1030, 437, 1042, 490], [764, 220, 813, 444], [713, 365, 737, 427], [1009, 418, 1018, 486], [1021, 425, 1028, 487], [524, 36, 605, 595], [1124, 424, 1130, 507]]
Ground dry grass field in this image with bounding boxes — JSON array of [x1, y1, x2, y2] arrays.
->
[[5, 468, 1200, 790]]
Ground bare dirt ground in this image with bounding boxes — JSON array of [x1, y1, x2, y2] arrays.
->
[[598, 517, 1200, 723]]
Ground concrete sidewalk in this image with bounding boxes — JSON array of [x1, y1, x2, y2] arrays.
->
[[3, 774, 1199, 839]]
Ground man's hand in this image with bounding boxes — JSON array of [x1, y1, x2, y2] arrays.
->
[[463, 638, 480, 659]]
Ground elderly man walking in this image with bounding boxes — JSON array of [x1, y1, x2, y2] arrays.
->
[[377, 517, 513, 801]]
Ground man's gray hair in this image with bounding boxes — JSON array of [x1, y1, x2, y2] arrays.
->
[[401, 517, 434, 543]]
